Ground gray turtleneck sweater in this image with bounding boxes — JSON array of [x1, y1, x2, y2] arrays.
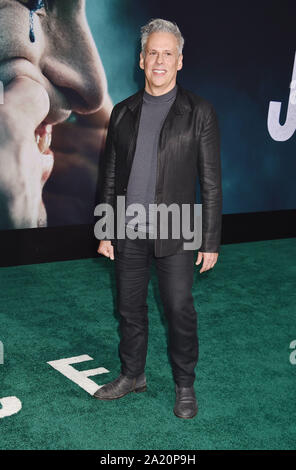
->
[[125, 83, 178, 234]]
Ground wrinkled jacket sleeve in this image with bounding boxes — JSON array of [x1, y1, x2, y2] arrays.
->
[[96, 106, 117, 240], [197, 104, 223, 253]]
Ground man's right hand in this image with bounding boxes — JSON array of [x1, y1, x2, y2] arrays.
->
[[97, 240, 114, 260]]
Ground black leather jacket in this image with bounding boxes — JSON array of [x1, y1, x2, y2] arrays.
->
[[97, 81, 222, 257]]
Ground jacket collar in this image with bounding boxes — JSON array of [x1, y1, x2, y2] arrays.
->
[[127, 81, 191, 115]]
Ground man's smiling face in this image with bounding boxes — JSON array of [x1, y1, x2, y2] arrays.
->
[[139, 31, 183, 95], [0, 0, 107, 152]]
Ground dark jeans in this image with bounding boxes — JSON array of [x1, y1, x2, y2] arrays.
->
[[114, 235, 199, 387]]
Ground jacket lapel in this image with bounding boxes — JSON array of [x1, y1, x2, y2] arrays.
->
[[125, 89, 144, 171]]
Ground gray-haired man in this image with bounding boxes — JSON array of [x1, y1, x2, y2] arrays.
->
[[94, 18, 222, 419]]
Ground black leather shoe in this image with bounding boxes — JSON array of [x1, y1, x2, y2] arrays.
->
[[173, 384, 198, 419], [93, 372, 146, 400]]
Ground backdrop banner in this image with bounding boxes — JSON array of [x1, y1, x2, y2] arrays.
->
[[0, 0, 295, 232]]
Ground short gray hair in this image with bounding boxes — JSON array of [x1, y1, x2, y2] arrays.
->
[[140, 18, 184, 57]]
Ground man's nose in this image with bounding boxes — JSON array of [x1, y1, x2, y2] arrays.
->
[[41, 23, 107, 115], [156, 53, 164, 64]]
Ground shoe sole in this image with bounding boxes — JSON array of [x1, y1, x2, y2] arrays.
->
[[93, 385, 147, 400], [173, 408, 198, 419]]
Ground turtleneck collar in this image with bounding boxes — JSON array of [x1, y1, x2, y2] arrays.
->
[[143, 83, 178, 103]]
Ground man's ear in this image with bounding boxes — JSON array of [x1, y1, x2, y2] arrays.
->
[[139, 53, 144, 69], [177, 54, 183, 71], [139, 52, 145, 70]]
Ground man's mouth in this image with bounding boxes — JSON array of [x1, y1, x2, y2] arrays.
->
[[35, 122, 53, 155], [152, 69, 167, 75]]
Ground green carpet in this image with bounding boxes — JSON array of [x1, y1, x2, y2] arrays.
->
[[0, 238, 295, 450]]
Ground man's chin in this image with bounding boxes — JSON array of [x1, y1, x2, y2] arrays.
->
[[147, 77, 172, 90]]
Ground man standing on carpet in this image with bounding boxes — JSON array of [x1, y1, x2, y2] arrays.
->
[[94, 18, 222, 419]]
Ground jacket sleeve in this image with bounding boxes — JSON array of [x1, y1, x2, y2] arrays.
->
[[96, 106, 117, 241], [197, 104, 223, 253], [98, 106, 117, 207]]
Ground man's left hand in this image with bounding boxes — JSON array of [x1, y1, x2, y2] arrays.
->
[[195, 251, 219, 273]]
